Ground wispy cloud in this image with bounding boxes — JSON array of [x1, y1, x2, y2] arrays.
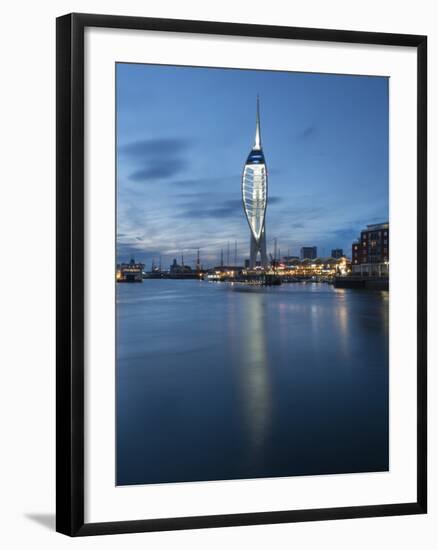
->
[[130, 158, 186, 181], [177, 198, 242, 220], [296, 124, 317, 141], [268, 196, 282, 205], [120, 138, 190, 157], [119, 138, 192, 182], [176, 194, 284, 221], [171, 175, 239, 188]]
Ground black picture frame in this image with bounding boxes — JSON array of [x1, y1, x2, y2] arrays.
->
[[56, 12, 427, 536]]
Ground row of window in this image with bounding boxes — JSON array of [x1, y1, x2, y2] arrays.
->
[[361, 230, 388, 238]]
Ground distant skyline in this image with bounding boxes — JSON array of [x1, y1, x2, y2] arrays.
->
[[116, 63, 388, 268]]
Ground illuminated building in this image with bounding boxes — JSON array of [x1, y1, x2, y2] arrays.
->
[[242, 97, 268, 268], [352, 222, 389, 276]]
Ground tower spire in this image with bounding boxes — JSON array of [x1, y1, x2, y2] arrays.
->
[[254, 95, 261, 150]]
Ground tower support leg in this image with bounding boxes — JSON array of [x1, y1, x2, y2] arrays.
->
[[249, 228, 268, 268], [260, 228, 268, 268], [250, 233, 258, 268]]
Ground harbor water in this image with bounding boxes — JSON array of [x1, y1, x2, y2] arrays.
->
[[117, 280, 389, 485]]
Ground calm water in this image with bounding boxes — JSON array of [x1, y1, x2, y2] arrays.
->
[[116, 280, 389, 485]]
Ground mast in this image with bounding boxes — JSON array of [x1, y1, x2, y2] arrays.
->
[[254, 95, 261, 150]]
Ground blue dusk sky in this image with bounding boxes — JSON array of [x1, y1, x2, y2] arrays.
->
[[116, 63, 388, 268]]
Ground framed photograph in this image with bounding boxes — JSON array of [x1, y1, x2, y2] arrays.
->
[[56, 13, 427, 536]]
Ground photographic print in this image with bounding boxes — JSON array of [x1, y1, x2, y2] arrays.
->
[[115, 63, 389, 486]]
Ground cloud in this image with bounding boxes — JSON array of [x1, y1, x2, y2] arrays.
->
[[172, 176, 283, 194], [171, 174, 239, 188], [268, 196, 282, 205], [176, 194, 285, 222], [297, 125, 317, 140], [171, 178, 207, 188], [119, 138, 191, 182], [209, 200, 244, 219], [130, 158, 186, 181], [275, 204, 325, 224], [120, 138, 189, 157], [179, 199, 243, 220], [117, 242, 156, 262], [330, 226, 360, 241]]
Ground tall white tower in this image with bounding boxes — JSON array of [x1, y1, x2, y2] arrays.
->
[[242, 97, 268, 268]]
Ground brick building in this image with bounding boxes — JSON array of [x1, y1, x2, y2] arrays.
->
[[352, 222, 389, 277]]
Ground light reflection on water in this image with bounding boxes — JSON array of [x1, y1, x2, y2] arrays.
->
[[117, 280, 389, 485], [238, 292, 271, 459]]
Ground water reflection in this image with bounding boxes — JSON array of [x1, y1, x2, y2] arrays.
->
[[380, 291, 389, 335], [238, 291, 272, 458], [335, 290, 349, 359]]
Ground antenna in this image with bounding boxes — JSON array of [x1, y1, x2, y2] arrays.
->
[[254, 95, 261, 150]]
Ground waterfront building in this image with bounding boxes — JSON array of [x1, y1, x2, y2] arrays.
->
[[282, 255, 300, 265], [203, 257, 350, 282], [300, 246, 317, 260], [272, 257, 350, 279], [352, 222, 389, 277], [331, 248, 344, 259], [242, 97, 268, 268], [116, 258, 144, 282]]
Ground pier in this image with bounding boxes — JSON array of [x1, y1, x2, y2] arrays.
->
[[334, 277, 388, 291]]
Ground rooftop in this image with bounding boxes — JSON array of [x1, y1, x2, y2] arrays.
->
[[365, 222, 389, 231]]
